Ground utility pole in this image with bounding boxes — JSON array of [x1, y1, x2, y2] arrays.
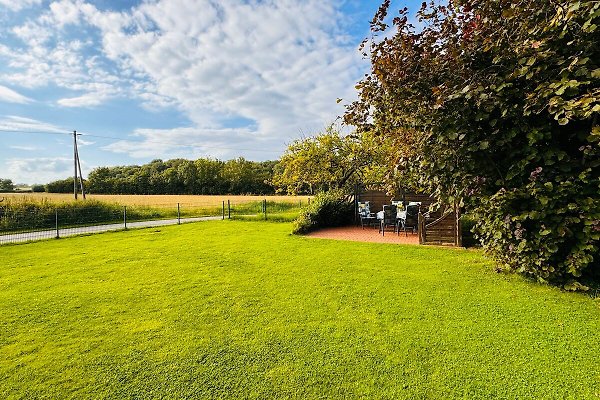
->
[[73, 130, 86, 200], [73, 130, 78, 200]]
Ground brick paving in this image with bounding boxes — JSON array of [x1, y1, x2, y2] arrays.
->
[[306, 225, 419, 245]]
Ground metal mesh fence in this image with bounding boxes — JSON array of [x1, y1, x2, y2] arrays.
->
[[0, 198, 308, 245]]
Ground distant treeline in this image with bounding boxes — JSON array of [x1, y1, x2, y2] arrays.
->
[[45, 158, 278, 195]]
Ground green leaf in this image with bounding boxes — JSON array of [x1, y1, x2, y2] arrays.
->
[[502, 8, 515, 18]]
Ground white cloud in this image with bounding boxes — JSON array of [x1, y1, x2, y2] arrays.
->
[[0, 0, 42, 12], [0, 0, 368, 159], [76, 138, 95, 146], [44, 0, 85, 27], [9, 145, 38, 151], [0, 115, 65, 133], [0, 85, 32, 104], [12, 21, 52, 46], [88, 0, 364, 155], [4, 157, 84, 184], [57, 92, 110, 107], [103, 126, 283, 159]]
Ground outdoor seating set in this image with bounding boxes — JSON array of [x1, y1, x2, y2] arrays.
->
[[358, 201, 421, 236]]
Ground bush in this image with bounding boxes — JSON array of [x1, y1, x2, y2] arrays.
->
[[31, 185, 45, 193], [460, 215, 478, 248], [292, 190, 353, 234], [474, 179, 599, 290]]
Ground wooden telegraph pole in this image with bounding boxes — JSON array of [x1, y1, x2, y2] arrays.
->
[[73, 131, 78, 199], [73, 130, 86, 200]]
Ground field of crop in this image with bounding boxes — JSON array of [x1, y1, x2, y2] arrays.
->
[[1, 221, 599, 398], [1, 193, 311, 208], [0, 194, 308, 236]]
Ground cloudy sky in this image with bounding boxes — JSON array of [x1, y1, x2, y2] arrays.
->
[[0, 0, 418, 184]]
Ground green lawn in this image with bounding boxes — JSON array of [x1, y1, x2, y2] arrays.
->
[[1, 221, 599, 399]]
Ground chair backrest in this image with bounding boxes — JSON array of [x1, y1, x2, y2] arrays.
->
[[358, 201, 371, 217], [406, 204, 419, 217], [405, 204, 419, 225], [382, 205, 397, 223]]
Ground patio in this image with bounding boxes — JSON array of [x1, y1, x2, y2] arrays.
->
[[306, 225, 419, 245]]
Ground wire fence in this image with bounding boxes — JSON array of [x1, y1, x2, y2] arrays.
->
[[0, 198, 309, 245]]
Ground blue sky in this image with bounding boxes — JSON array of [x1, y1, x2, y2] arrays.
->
[[0, 0, 420, 184]]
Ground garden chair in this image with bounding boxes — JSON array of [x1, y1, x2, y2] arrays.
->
[[400, 204, 420, 236], [358, 201, 377, 229], [379, 204, 397, 236]]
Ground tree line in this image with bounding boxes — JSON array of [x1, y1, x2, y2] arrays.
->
[[45, 158, 278, 195]]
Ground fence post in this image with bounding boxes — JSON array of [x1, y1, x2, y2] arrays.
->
[[227, 200, 231, 219], [264, 199, 267, 220], [177, 203, 181, 225], [222, 201, 225, 220], [455, 201, 462, 247], [354, 189, 358, 224], [55, 209, 59, 239], [124, 206, 127, 229], [418, 212, 425, 244]]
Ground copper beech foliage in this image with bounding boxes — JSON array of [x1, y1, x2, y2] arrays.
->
[[345, 0, 599, 288]]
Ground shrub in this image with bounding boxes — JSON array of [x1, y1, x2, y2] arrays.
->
[[31, 185, 45, 193], [460, 215, 478, 248], [474, 180, 599, 289], [292, 190, 353, 234]]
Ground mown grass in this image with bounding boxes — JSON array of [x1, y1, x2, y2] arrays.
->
[[0, 221, 599, 399]]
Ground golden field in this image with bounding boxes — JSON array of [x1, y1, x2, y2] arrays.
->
[[1, 193, 311, 208]]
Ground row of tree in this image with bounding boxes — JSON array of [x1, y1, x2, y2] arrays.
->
[[46, 158, 278, 195]]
